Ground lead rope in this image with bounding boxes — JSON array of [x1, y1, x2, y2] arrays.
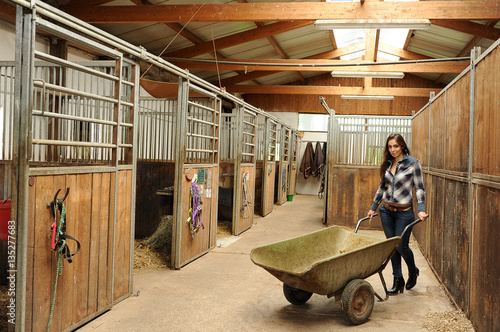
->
[[47, 203, 66, 332]]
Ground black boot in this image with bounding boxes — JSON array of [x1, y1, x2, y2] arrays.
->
[[387, 276, 405, 295], [406, 268, 420, 290]]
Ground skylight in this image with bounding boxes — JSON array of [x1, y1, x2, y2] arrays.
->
[[329, 0, 419, 61]]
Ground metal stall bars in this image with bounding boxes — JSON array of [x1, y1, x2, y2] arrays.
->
[[172, 78, 221, 269], [288, 130, 299, 198], [263, 118, 277, 215], [232, 106, 257, 235], [13, 6, 138, 331], [277, 126, 290, 205], [333, 116, 412, 166]]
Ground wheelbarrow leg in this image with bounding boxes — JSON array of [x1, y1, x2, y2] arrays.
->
[[374, 270, 390, 302]]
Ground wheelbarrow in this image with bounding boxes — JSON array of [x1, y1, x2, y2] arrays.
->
[[250, 215, 423, 325]]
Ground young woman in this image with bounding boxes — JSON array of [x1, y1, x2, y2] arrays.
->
[[367, 133, 428, 295]]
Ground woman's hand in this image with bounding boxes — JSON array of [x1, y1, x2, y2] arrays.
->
[[367, 210, 376, 220], [418, 211, 428, 222]]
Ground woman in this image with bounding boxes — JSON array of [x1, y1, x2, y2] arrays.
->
[[367, 133, 428, 295]]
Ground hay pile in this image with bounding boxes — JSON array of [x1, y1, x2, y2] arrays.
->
[[422, 310, 475, 332], [134, 215, 172, 270], [217, 220, 232, 238]]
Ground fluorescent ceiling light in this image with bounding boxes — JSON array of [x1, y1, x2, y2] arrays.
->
[[331, 71, 405, 79], [315, 19, 431, 30], [341, 95, 395, 100]]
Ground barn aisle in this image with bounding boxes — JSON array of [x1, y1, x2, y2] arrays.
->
[[78, 195, 460, 332]]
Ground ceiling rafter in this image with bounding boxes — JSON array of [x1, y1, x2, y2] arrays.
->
[[379, 43, 432, 60], [166, 59, 469, 74], [216, 43, 368, 86], [430, 20, 500, 41], [225, 85, 440, 97], [64, 2, 500, 23], [434, 19, 499, 84], [125, 0, 260, 86], [235, 0, 304, 82]]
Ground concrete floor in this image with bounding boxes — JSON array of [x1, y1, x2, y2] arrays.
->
[[79, 195, 455, 332]]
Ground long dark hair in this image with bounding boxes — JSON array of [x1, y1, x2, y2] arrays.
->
[[379, 133, 410, 178]]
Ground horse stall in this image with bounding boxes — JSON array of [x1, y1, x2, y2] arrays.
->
[[134, 98, 176, 241], [326, 115, 412, 228], [254, 116, 277, 217], [275, 126, 291, 205], [1, 5, 137, 331], [170, 80, 221, 268], [219, 105, 257, 235]]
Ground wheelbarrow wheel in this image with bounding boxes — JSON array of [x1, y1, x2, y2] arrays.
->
[[341, 279, 375, 325], [283, 284, 313, 305]]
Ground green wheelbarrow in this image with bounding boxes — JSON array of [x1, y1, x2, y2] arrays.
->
[[250, 215, 423, 325]]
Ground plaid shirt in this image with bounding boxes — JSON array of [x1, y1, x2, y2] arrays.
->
[[371, 154, 426, 213]]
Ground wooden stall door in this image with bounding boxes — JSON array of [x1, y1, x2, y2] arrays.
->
[[235, 166, 255, 235], [26, 172, 121, 331], [289, 162, 297, 196], [263, 161, 275, 216], [174, 166, 216, 268], [277, 162, 288, 205]]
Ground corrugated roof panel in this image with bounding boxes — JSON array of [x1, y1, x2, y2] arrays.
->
[[273, 26, 335, 59], [409, 25, 473, 58]]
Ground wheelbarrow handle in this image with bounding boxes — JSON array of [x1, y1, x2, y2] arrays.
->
[[354, 213, 378, 233], [400, 215, 429, 239]]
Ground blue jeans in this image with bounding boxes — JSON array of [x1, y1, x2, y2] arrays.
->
[[379, 206, 418, 277]]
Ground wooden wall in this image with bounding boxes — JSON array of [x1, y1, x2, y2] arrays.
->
[[412, 44, 500, 332], [244, 73, 442, 115], [327, 166, 383, 230], [135, 161, 175, 239], [24, 170, 133, 332]]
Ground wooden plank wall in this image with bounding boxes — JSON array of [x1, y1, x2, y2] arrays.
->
[[469, 44, 500, 332], [412, 44, 500, 332], [135, 161, 175, 239], [327, 166, 383, 230], [24, 170, 132, 331], [244, 73, 441, 114]]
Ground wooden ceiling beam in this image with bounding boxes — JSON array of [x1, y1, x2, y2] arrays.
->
[[165, 21, 313, 58], [226, 85, 440, 97], [430, 20, 500, 41], [65, 2, 500, 23], [169, 60, 469, 73], [378, 43, 432, 60], [215, 43, 366, 86]]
